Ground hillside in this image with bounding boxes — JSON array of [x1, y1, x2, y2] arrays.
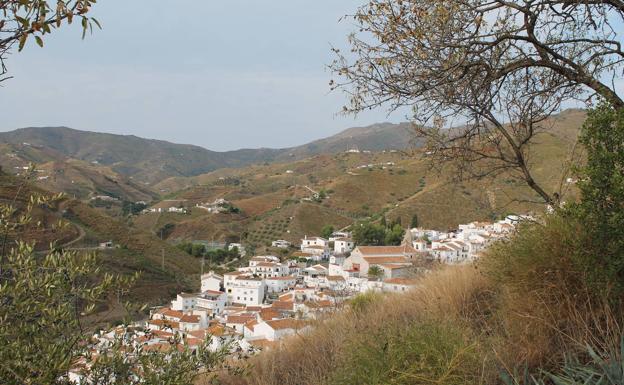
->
[[1, 109, 586, 259], [0, 172, 200, 323], [134, 109, 585, 255], [0, 122, 418, 185], [0, 141, 159, 202]]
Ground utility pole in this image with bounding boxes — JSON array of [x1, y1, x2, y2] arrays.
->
[[201, 255, 205, 276], [161, 247, 164, 270]]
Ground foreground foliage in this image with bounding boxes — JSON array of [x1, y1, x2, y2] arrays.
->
[[0, 172, 229, 384]]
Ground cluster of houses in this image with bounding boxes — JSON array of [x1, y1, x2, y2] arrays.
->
[[143, 206, 188, 214], [355, 161, 396, 170], [196, 198, 231, 213], [407, 215, 529, 263], [81, 214, 528, 378]]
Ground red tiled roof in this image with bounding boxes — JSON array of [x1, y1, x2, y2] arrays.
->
[[245, 319, 258, 331], [271, 301, 294, 311], [265, 319, 305, 330], [384, 278, 418, 285], [226, 314, 256, 324], [379, 264, 409, 270], [278, 293, 294, 301], [356, 245, 416, 255], [236, 275, 263, 281], [179, 314, 200, 323], [364, 256, 410, 264], [249, 338, 279, 349], [202, 290, 225, 296], [259, 309, 281, 321]]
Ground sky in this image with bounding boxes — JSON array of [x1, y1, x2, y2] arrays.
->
[[0, 0, 404, 151]]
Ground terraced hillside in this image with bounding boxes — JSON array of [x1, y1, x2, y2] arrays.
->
[[134, 109, 585, 255], [0, 141, 158, 202], [0, 173, 199, 324]]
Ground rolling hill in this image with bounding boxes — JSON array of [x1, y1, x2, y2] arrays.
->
[[0, 122, 418, 185], [1, 110, 587, 240], [0, 172, 200, 324], [128, 109, 585, 256]]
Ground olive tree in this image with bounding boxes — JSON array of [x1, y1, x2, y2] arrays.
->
[[0, 0, 100, 83], [332, 0, 624, 204], [0, 170, 233, 384]]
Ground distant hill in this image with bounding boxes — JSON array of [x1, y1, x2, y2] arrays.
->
[[135, 109, 586, 250], [0, 122, 419, 185], [0, 172, 199, 323]]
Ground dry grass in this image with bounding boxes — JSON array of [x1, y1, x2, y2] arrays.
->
[[224, 266, 495, 385], [218, 216, 623, 385]]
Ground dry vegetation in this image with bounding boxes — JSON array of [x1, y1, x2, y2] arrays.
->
[[220, 215, 622, 385]]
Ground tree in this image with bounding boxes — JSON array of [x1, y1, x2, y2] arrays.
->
[[410, 214, 419, 229], [122, 201, 147, 216], [353, 221, 387, 246], [321, 224, 335, 239], [191, 242, 206, 257], [332, 0, 624, 205], [1, 0, 101, 83], [367, 265, 384, 280], [574, 105, 624, 294], [0, 172, 231, 384], [384, 224, 405, 246]]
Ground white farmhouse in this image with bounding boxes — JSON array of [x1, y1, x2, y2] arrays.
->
[[170, 293, 198, 312], [383, 278, 418, 293], [201, 271, 223, 292], [343, 245, 416, 278], [265, 276, 297, 293], [271, 240, 291, 248], [226, 275, 266, 306], [195, 290, 227, 316], [333, 237, 355, 254], [250, 319, 307, 342]]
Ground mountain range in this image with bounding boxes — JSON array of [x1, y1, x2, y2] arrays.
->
[[0, 122, 418, 185]]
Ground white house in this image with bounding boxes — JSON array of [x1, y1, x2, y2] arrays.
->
[[302, 264, 329, 288], [271, 240, 291, 248], [301, 236, 327, 249], [227, 275, 266, 306], [247, 261, 289, 278], [201, 271, 223, 292], [250, 319, 307, 341], [300, 237, 330, 258], [195, 290, 227, 316], [333, 238, 355, 254], [225, 313, 257, 334], [265, 276, 297, 293], [171, 293, 197, 312], [249, 256, 280, 266], [343, 245, 415, 278], [329, 231, 351, 242], [383, 278, 418, 293], [179, 314, 203, 332]]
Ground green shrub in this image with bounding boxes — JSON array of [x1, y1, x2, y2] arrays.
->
[[330, 321, 482, 385], [502, 336, 624, 385], [571, 105, 624, 296]]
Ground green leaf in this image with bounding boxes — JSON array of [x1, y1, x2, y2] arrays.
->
[[35, 36, 43, 47], [81, 17, 88, 39], [18, 34, 27, 51], [91, 17, 102, 30]]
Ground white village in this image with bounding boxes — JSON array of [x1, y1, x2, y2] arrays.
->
[[72, 214, 530, 380]]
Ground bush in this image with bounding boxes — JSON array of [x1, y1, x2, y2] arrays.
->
[[479, 214, 621, 371], [571, 104, 624, 296], [330, 321, 482, 385]]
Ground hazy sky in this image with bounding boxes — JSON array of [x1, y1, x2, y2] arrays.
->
[[0, 1, 409, 151]]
